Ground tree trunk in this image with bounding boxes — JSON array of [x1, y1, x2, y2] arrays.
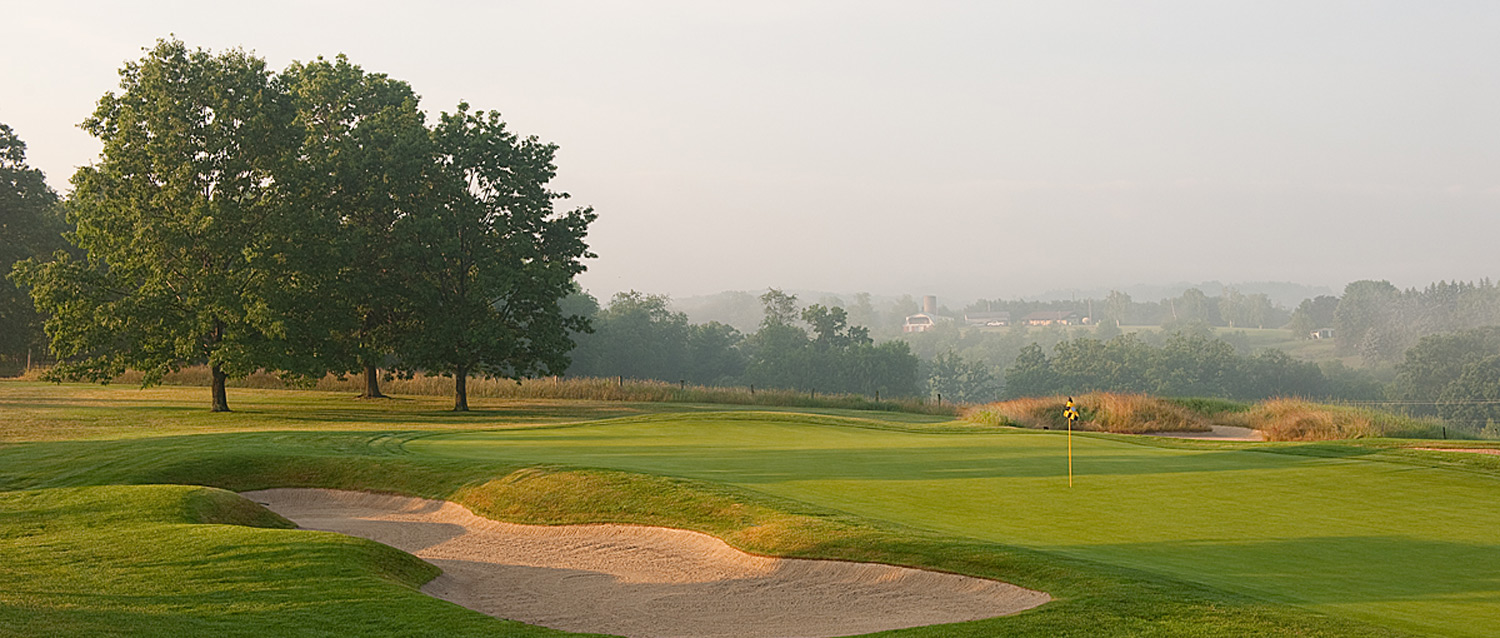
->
[[210, 362, 231, 413], [361, 363, 386, 399], [453, 366, 469, 412]]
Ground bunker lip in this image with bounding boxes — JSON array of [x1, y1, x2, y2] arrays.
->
[[243, 488, 1050, 638]]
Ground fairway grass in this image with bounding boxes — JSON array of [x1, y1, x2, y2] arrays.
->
[[3, 381, 1485, 636]]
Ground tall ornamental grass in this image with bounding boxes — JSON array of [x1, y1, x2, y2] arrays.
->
[[964, 393, 1211, 434], [967, 393, 1453, 440]]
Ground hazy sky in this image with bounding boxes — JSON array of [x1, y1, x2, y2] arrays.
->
[[4, 1, 1497, 303]]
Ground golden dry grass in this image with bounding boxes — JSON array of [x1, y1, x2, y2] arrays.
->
[[964, 393, 1211, 434], [1240, 399, 1377, 441], [966, 394, 1404, 441]]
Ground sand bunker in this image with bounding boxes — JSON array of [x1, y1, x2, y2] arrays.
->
[[244, 488, 1049, 638], [1144, 425, 1263, 441]]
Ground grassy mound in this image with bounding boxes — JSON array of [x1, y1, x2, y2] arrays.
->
[[965, 393, 1212, 434], [0, 485, 583, 637]]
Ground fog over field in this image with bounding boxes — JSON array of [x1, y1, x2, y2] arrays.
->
[[3, 1, 1496, 301]]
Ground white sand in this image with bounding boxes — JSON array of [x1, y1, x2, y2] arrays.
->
[[243, 488, 1049, 638], [1144, 425, 1264, 441]]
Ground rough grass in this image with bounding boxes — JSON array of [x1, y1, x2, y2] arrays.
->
[[1236, 399, 1379, 441], [965, 393, 1212, 434], [1226, 400, 1450, 441], [0, 381, 954, 444], [16, 365, 958, 417]]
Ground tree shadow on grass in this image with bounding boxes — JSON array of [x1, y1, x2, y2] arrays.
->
[[1256, 443, 1387, 460], [1049, 534, 1500, 606]]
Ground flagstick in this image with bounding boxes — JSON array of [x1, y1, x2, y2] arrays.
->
[[1067, 415, 1073, 488]]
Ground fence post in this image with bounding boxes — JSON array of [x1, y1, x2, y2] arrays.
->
[[680, 379, 685, 390], [937, 393, 942, 405], [750, 384, 755, 395], [875, 390, 880, 402]]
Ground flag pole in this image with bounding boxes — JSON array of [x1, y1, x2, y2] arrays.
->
[[1064, 397, 1077, 487]]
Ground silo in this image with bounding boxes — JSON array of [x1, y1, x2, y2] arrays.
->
[[923, 295, 937, 314]]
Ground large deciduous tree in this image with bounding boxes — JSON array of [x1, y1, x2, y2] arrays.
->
[[927, 349, 998, 403], [282, 56, 432, 398], [743, 293, 918, 397], [1333, 280, 1401, 358], [13, 39, 306, 411], [1, 123, 67, 364], [400, 103, 595, 411], [1101, 290, 1132, 327], [1390, 327, 1500, 416]]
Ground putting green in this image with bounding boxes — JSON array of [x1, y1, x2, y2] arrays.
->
[[409, 414, 1500, 638]]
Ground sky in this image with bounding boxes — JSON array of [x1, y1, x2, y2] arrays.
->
[[3, 1, 1497, 304]]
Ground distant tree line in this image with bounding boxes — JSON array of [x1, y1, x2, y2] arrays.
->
[[6, 39, 594, 411], [959, 279, 1500, 368], [677, 290, 932, 340], [965, 287, 1291, 331], [1309, 279, 1500, 365], [573, 281, 1500, 414], [0, 123, 70, 372], [1001, 331, 1345, 401], [566, 289, 924, 398], [1388, 327, 1500, 435]]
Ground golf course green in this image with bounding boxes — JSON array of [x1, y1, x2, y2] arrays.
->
[[2, 382, 1496, 637], [409, 414, 1500, 638]]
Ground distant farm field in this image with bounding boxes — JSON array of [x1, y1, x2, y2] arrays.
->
[[2, 381, 1496, 637]]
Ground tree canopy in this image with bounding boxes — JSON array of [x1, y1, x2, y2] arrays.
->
[[14, 39, 595, 412], [281, 55, 432, 398], [398, 103, 595, 411], [0, 122, 66, 363], [15, 40, 307, 411]]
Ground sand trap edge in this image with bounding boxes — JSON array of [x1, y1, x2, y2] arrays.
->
[[242, 488, 1051, 638]]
